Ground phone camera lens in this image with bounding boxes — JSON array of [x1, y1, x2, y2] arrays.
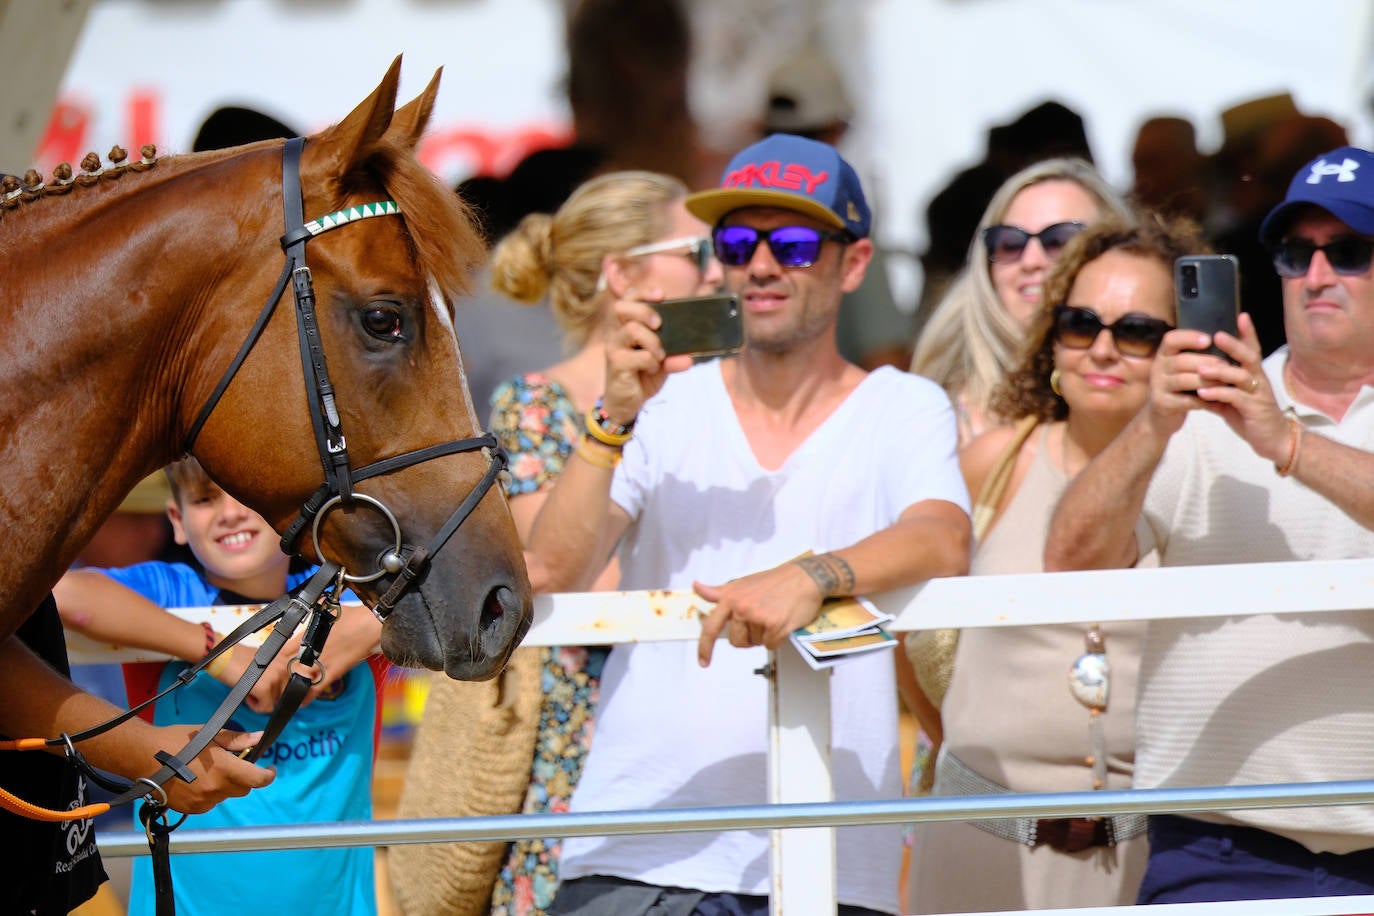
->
[[1180, 265, 1199, 298]]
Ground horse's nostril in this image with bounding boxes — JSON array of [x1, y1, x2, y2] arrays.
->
[[480, 585, 512, 630]]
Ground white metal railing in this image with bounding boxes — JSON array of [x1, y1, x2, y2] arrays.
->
[[71, 556, 1374, 915]]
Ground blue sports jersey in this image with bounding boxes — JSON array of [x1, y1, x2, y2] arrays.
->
[[102, 562, 378, 916]]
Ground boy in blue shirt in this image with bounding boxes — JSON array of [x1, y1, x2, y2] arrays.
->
[[55, 456, 385, 916]]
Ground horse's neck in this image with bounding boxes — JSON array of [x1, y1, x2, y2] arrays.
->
[[0, 153, 281, 602]]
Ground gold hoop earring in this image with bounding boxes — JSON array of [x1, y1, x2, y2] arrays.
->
[[1050, 368, 1062, 397]]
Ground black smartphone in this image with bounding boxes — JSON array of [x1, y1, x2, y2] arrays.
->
[[1174, 254, 1240, 363], [652, 293, 743, 358]]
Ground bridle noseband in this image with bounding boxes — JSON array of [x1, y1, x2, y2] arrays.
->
[[183, 136, 505, 617]]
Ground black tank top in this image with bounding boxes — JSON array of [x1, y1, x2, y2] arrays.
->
[[1, 595, 108, 914]]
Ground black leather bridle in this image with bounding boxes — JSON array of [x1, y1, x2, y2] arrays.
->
[[184, 136, 507, 617]]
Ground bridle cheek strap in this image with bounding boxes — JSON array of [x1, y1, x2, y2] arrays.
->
[[280, 136, 354, 503]]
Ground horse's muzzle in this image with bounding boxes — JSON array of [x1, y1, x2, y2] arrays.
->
[[377, 570, 532, 680]]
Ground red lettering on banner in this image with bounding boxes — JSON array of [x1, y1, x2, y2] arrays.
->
[[128, 89, 160, 151], [32, 87, 570, 190], [36, 99, 90, 166], [420, 129, 500, 178], [418, 124, 573, 181], [723, 160, 828, 194]]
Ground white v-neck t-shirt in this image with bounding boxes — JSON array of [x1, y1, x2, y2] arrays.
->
[[559, 361, 969, 913]]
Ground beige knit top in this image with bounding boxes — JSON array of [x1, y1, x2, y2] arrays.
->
[[940, 428, 1147, 794]]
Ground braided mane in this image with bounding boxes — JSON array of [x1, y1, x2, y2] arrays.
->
[[0, 145, 160, 215]]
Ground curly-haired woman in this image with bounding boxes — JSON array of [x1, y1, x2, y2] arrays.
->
[[909, 213, 1208, 913]]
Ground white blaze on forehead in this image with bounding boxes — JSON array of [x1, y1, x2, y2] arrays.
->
[[428, 276, 480, 425]]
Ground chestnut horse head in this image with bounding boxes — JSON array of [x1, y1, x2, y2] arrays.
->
[[0, 58, 530, 679]]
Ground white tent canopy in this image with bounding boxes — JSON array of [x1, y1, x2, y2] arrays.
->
[[862, 0, 1374, 259], [14, 0, 1374, 305]]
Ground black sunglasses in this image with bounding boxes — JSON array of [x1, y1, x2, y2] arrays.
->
[[982, 221, 1086, 263], [1271, 237, 1374, 278], [1053, 304, 1174, 358], [713, 225, 851, 269]]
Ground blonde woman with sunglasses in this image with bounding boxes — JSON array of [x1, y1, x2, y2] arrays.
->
[[912, 158, 1132, 446], [908, 214, 1208, 913], [390, 171, 721, 916]]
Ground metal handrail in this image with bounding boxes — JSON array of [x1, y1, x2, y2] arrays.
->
[[95, 777, 1374, 856]]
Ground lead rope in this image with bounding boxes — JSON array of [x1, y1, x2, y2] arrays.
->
[[141, 801, 183, 916]]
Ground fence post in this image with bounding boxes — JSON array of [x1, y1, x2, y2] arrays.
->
[[768, 647, 836, 913]]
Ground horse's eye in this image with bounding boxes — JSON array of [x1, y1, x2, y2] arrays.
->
[[362, 305, 403, 340]]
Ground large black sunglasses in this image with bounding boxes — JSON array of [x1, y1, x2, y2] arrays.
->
[[1053, 304, 1174, 358], [713, 225, 851, 269], [1271, 237, 1374, 278], [982, 221, 1086, 263]]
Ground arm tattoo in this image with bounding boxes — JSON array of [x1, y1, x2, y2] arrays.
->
[[793, 553, 857, 598]]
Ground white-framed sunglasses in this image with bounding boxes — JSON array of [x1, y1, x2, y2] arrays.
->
[[596, 235, 713, 293], [626, 235, 713, 273]]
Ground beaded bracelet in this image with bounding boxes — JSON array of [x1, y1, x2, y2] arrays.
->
[[1275, 417, 1304, 478], [585, 400, 634, 448], [593, 397, 635, 435], [576, 437, 623, 469]]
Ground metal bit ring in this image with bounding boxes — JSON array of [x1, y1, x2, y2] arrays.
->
[[310, 493, 403, 583]]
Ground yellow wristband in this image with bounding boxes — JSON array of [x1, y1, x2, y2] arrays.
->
[[576, 437, 622, 469], [204, 645, 232, 679]]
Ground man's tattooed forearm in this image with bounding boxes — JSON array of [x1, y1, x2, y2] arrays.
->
[[793, 553, 856, 598]]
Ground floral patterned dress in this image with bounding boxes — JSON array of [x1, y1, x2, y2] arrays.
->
[[487, 373, 610, 916]]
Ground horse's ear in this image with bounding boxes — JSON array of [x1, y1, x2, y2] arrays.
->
[[311, 55, 403, 176], [387, 68, 441, 152]]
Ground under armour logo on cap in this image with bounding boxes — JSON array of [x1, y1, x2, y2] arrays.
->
[[1260, 145, 1374, 245], [1307, 157, 1361, 184]]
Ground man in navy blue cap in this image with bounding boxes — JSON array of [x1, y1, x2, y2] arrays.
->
[[1048, 150, 1374, 903], [527, 134, 971, 914]]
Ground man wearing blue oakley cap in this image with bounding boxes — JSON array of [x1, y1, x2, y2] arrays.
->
[[1048, 149, 1374, 904], [526, 133, 971, 914]]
